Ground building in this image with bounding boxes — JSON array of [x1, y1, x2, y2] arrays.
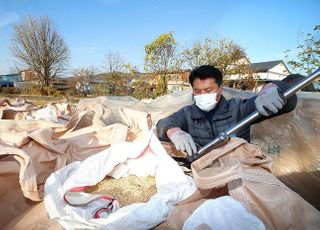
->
[[0, 73, 22, 87], [144, 61, 292, 93], [226, 60, 291, 91], [147, 71, 191, 93], [1, 69, 71, 93], [250, 60, 290, 80], [166, 71, 191, 93]]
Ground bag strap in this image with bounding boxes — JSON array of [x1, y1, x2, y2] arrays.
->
[[191, 138, 247, 189], [241, 154, 272, 172]]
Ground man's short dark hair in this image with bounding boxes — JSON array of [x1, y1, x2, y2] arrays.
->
[[189, 65, 223, 86]]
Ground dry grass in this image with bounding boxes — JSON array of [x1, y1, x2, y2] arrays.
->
[[85, 175, 157, 207]]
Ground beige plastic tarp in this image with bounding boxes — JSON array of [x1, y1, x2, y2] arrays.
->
[[1, 88, 319, 227], [224, 88, 320, 210], [251, 92, 320, 210], [0, 99, 131, 227]]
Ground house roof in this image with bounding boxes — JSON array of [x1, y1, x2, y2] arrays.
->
[[250, 60, 283, 72], [0, 73, 21, 77]]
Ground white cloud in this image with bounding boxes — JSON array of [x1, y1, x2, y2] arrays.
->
[[0, 12, 19, 28]]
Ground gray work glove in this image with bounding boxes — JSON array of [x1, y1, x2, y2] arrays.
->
[[255, 83, 286, 116], [167, 128, 197, 157]]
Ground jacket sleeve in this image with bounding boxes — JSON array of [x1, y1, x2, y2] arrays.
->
[[156, 107, 188, 142], [237, 81, 298, 122]]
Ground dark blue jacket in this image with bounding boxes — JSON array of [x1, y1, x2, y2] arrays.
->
[[156, 83, 297, 147]]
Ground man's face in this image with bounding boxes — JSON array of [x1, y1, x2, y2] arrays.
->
[[192, 78, 223, 100]]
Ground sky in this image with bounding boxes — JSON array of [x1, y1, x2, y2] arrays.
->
[[0, 0, 319, 75]]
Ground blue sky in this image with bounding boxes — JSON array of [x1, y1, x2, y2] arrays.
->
[[0, 0, 319, 75]]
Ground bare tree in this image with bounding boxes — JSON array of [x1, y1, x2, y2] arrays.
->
[[104, 50, 126, 73], [10, 15, 70, 94], [123, 63, 140, 75], [71, 67, 97, 96]]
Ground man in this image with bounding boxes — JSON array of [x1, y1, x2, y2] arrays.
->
[[156, 65, 297, 157]]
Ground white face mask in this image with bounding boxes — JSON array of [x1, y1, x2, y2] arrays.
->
[[194, 93, 218, 112]]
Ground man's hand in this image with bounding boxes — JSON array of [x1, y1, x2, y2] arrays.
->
[[255, 83, 286, 116], [167, 127, 197, 157]]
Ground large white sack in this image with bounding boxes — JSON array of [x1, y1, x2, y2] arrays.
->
[[44, 131, 196, 229], [183, 196, 265, 230]]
